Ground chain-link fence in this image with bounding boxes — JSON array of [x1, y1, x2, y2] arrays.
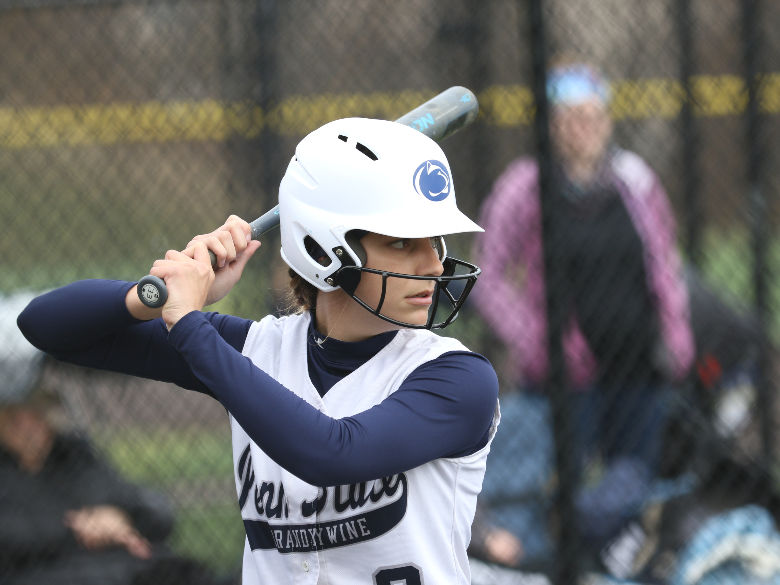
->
[[1, 1, 778, 584]]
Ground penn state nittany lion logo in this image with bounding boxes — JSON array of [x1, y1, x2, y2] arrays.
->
[[412, 160, 450, 202]]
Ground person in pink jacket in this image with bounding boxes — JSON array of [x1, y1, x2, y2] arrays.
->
[[470, 61, 695, 570]]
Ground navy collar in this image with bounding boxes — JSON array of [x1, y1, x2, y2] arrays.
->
[[306, 319, 399, 396], [307, 320, 398, 363]]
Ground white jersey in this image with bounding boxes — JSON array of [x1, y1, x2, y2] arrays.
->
[[231, 312, 499, 585]]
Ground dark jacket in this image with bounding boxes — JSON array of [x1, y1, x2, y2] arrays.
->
[[0, 433, 174, 585]]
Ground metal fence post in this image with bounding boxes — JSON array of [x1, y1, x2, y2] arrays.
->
[[527, 0, 581, 582], [678, 0, 703, 267], [743, 0, 774, 469]]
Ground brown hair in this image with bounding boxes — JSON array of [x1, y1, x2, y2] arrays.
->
[[282, 268, 319, 314]]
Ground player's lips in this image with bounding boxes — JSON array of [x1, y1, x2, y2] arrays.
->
[[406, 289, 434, 305]]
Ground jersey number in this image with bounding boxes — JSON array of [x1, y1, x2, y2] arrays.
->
[[373, 564, 422, 585]]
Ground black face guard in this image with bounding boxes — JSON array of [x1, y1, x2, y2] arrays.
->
[[330, 256, 481, 329]]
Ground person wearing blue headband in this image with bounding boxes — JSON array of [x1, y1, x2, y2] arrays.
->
[[546, 63, 614, 188], [469, 59, 695, 573], [546, 63, 611, 106]]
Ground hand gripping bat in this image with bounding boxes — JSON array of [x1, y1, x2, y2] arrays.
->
[[137, 85, 479, 308]]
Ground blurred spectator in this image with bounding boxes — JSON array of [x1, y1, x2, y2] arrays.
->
[[470, 59, 695, 570], [0, 291, 226, 585]]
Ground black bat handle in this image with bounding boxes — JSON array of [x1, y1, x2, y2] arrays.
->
[[137, 274, 168, 308]]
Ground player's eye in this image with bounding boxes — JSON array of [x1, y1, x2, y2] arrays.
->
[[389, 239, 410, 250]]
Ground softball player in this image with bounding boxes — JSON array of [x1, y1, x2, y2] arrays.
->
[[19, 118, 500, 584]]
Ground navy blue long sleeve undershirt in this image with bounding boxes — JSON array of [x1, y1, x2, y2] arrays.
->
[[18, 280, 498, 487]]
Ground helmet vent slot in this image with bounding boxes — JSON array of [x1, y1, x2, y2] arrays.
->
[[355, 142, 378, 161], [304, 236, 331, 267], [338, 134, 348, 142]]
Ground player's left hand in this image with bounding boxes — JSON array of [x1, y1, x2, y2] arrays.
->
[[150, 245, 215, 330]]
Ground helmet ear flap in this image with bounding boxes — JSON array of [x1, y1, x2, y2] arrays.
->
[[301, 232, 366, 294], [337, 230, 368, 295], [334, 266, 360, 295], [332, 230, 367, 295]]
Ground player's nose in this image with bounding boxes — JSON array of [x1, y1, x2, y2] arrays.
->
[[415, 238, 444, 276]]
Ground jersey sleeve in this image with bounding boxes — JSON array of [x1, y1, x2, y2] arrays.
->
[[17, 279, 252, 395], [168, 311, 499, 486], [20, 281, 500, 487]]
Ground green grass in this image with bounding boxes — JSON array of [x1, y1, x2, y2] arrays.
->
[[698, 228, 780, 343], [171, 504, 245, 574], [100, 429, 234, 484], [99, 429, 244, 574]]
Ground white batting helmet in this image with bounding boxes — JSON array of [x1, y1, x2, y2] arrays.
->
[[278, 117, 482, 328]]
